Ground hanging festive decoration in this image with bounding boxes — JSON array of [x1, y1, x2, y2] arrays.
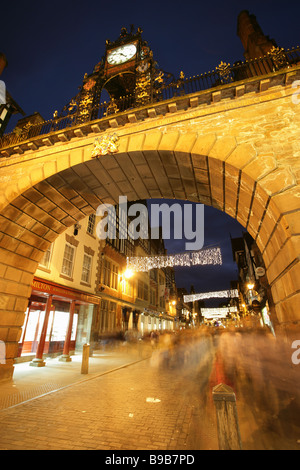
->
[[126, 247, 222, 272], [183, 289, 238, 303], [201, 307, 238, 319]]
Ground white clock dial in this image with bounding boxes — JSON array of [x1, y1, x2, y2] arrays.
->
[[107, 44, 137, 65]]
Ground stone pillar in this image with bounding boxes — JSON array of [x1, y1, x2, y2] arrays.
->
[[30, 295, 53, 367], [81, 343, 90, 374], [212, 383, 242, 450], [59, 300, 76, 362]]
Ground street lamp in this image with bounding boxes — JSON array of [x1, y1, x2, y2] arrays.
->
[[123, 268, 134, 279]]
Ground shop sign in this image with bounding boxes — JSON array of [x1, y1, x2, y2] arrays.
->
[[255, 267, 265, 277], [32, 279, 100, 304]]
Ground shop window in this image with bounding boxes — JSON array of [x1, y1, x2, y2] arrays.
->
[[61, 243, 75, 278], [81, 254, 92, 284], [100, 299, 109, 332], [109, 302, 117, 330]]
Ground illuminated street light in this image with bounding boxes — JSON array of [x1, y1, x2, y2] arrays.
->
[[123, 268, 134, 279]]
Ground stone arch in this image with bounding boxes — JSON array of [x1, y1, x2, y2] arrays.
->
[[0, 129, 299, 380]]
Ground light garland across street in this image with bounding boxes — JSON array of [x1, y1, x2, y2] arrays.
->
[[201, 307, 238, 319], [126, 247, 222, 272], [183, 289, 239, 303]]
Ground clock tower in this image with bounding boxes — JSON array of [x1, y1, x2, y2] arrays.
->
[[61, 26, 167, 123]]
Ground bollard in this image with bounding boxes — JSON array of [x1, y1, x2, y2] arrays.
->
[[81, 343, 90, 374], [212, 383, 242, 450]]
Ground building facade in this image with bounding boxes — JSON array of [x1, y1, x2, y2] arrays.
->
[[18, 207, 177, 363], [231, 232, 276, 331]]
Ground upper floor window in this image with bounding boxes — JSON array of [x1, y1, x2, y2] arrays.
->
[[39, 244, 53, 269], [81, 254, 92, 284], [138, 280, 148, 301], [87, 214, 96, 235], [61, 243, 75, 278]]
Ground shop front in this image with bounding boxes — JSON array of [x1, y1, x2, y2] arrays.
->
[[18, 278, 100, 364], [140, 308, 175, 335]]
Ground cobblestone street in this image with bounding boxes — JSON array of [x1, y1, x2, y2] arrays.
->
[[0, 333, 299, 451], [0, 353, 218, 450]]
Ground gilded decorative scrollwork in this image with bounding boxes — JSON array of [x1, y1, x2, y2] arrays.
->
[[91, 133, 119, 158], [104, 98, 120, 116], [268, 46, 289, 71], [216, 61, 233, 84]]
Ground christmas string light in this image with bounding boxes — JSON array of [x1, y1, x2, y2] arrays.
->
[[184, 289, 239, 303], [126, 247, 222, 272], [201, 307, 238, 319]]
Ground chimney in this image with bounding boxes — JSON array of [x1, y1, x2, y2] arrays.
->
[[237, 10, 277, 60]]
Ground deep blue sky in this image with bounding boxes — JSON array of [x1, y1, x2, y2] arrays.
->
[[1, 0, 299, 296]]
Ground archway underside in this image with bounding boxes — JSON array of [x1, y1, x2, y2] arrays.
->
[[0, 143, 299, 380]]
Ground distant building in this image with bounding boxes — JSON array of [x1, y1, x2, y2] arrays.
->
[[231, 232, 276, 331], [0, 52, 24, 136]]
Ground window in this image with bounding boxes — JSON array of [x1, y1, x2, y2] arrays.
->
[[87, 214, 96, 235], [81, 254, 92, 284], [150, 288, 156, 306], [109, 302, 117, 330], [39, 244, 53, 269], [102, 259, 119, 289], [61, 243, 75, 278], [138, 280, 148, 301], [111, 264, 119, 290], [122, 279, 133, 297], [103, 259, 111, 287], [159, 295, 165, 309], [100, 299, 108, 331]]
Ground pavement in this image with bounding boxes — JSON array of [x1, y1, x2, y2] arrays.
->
[[0, 341, 221, 451], [0, 343, 150, 411], [0, 337, 299, 451]]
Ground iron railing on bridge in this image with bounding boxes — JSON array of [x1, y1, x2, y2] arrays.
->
[[1, 46, 299, 150]]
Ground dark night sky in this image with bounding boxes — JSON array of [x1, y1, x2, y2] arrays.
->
[[1, 0, 299, 296]]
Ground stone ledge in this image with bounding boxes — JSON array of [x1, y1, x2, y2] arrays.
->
[[1, 66, 299, 159]]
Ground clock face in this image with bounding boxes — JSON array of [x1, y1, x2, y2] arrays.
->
[[107, 43, 137, 65]]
